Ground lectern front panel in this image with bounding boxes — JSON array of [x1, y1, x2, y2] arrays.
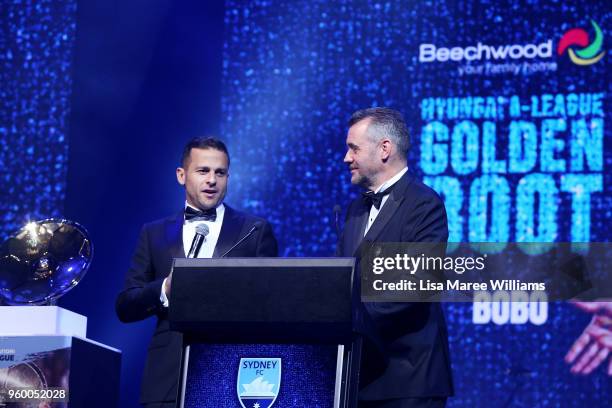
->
[[180, 343, 339, 408]]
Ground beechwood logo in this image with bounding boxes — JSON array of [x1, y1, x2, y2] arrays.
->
[[557, 20, 606, 65], [417, 20, 605, 75]]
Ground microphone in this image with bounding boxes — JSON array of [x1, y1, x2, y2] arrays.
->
[[187, 224, 209, 258], [220, 222, 261, 257], [333, 204, 342, 236]]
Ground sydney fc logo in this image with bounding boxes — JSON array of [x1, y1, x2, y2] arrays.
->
[[237, 358, 281, 408]]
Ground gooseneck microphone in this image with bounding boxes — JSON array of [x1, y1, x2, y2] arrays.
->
[[333, 204, 342, 237], [187, 224, 210, 258], [220, 222, 261, 257]]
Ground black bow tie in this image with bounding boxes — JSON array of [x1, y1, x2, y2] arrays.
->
[[362, 187, 393, 210], [185, 206, 217, 222]]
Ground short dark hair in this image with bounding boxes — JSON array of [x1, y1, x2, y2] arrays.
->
[[181, 137, 230, 167], [348, 107, 410, 157]]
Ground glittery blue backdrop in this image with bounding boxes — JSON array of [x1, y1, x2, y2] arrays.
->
[[3, 0, 610, 406], [0, 0, 76, 240], [221, 1, 610, 406]]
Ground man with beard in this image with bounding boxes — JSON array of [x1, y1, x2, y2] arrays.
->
[[116, 137, 278, 407], [338, 108, 453, 408]]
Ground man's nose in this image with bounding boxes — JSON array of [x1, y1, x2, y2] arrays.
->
[[343, 150, 352, 163], [205, 173, 217, 185]]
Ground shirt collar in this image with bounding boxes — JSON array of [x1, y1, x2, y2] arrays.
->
[[184, 202, 225, 222], [374, 167, 408, 194]]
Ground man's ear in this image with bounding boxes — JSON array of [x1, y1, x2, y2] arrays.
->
[[381, 139, 392, 161], [176, 167, 186, 185]]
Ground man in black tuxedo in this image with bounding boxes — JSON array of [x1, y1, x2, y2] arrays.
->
[[337, 108, 453, 408], [116, 137, 278, 408]]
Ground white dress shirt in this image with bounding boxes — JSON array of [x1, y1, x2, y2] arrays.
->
[[364, 167, 408, 235], [160, 202, 226, 307], [182, 203, 225, 258]]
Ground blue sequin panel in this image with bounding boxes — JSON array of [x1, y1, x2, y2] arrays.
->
[[184, 343, 338, 408], [0, 0, 76, 240]]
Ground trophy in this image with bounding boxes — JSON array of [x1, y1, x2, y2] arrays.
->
[[0, 219, 93, 305], [0, 219, 95, 406]]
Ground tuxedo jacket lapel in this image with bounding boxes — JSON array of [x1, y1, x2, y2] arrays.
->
[[166, 212, 185, 259], [166, 206, 245, 259], [353, 172, 413, 257], [346, 199, 369, 257], [212, 206, 245, 258], [363, 189, 404, 243]]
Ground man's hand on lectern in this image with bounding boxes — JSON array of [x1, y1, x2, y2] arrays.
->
[[164, 273, 172, 297]]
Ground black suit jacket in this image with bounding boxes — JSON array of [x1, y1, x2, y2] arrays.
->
[[115, 205, 278, 405], [337, 171, 454, 400]]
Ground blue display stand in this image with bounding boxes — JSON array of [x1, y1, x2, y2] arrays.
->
[[169, 258, 359, 408], [0, 335, 121, 407]]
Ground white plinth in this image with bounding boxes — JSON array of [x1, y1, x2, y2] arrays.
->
[[0, 306, 87, 337]]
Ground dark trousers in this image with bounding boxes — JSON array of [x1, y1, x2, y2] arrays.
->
[[143, 403, 176, 408], [359, 397, 447, 408]]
